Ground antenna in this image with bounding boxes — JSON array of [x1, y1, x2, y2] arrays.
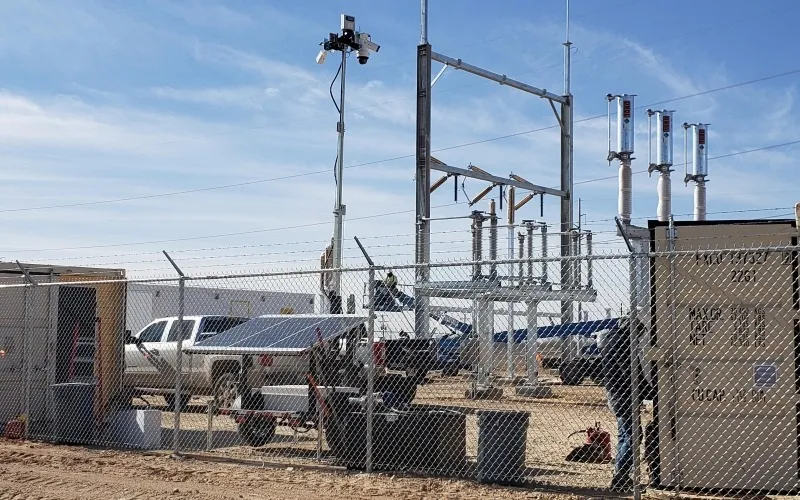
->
[[564, 0, 572, 96]]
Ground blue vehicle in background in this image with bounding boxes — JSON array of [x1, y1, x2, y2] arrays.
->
[[369, 279, 617, 385]]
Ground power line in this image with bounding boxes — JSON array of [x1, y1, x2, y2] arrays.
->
[[5, 227, 474, 262], [573, 139, 800, 187], [3, 201, 463, 253], [3, 66, 799, 215], [10, 137, 796, 254]]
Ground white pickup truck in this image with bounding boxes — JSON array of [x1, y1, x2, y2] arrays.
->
[[123, 315, 434, 411], [123, 315, 252, 409]]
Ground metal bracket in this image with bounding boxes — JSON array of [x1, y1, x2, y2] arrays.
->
[[549, 100, 564, 131], [162, 251, 185, 277], [15, 261, 36, 285], [666, 225, 678, 241], [353, 236, 375, 267], [648, 163, 675, 177], [614, 217, 635, 253], [430, 157, 566, 198]]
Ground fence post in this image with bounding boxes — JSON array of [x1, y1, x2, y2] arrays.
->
[[163, 251, 185, 458], [365, 265, 376, 473], [16, 261, 36, 440], [23, 283, 31, 440], [629, 249, 642, 500], [614, 221, 643, 499], [666, 216, 679, 494], [353, 236, 376, 473]]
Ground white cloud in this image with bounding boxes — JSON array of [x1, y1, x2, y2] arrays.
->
[[0, 3, 797, 287], [192, 43, 320, 85]]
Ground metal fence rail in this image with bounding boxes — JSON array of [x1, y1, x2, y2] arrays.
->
[[0, 246, 798, 498]]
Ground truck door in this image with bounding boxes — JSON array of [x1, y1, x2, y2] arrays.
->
[[159, 318, 197, 389], [124, 319, 169, 389]]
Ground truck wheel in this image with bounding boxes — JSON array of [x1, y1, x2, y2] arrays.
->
[[560, 360, 586, 386], [587, 360, 604, 384], [323, 394, 350, 459], [377, 375, 417, 407], [165, 394, 191, 411], [239, 417, 276, 447], [213, 372, 239, 410]]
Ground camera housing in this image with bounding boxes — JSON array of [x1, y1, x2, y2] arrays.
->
[[341, 14, 355, 34], [357, 47, 369, 65], [356, 32, 380, 65]]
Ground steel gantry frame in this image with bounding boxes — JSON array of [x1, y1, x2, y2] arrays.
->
[[414, 0, 575, 340]]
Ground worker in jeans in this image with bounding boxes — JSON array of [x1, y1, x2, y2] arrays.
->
[[601, 314, 646, 493]]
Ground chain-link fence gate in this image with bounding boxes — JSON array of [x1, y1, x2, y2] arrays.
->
[[1, 246, 799, 499]]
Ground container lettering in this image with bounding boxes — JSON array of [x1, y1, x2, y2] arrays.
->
[[695, 250, 770, 266], [688, 307, 722, 346], [730, 269, 756, 283], [691, 388, 726, 402]]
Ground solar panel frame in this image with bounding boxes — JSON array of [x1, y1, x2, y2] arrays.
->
[[183, 314, 368, 356]]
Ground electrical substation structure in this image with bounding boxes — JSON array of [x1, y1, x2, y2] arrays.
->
[[414, 1, 597, 399]]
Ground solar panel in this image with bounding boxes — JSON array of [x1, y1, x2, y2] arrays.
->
[[184, 314, 368, 355]]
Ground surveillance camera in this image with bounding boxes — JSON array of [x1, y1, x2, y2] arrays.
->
[[316, 49, 328, 65], [357, 47, 369, 64], [341, 14, 355, 34], [356, 32, 379, 65]]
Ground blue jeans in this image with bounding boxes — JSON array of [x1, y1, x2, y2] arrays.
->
[[614, 413, 633, 483]]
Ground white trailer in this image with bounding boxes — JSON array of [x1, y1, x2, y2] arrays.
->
[[125, 283, 316, 336]]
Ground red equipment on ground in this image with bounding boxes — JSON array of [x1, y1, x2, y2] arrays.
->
[[565, 421, 613, 463]]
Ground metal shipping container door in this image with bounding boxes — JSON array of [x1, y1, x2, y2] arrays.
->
[[0, 285, 27, 425], [651, 220, 800, 492], [0, 278, 55, 431], [27, 284, 56, 433]]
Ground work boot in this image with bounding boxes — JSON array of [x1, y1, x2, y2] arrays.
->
[[609, 475, 633, 493]]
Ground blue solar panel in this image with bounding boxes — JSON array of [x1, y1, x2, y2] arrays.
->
[[184, 314, 368, 355]]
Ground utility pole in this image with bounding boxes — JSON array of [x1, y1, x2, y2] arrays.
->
[[317, 15, 380, 313]]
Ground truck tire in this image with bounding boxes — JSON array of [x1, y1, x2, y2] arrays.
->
[[213, 372, 239, 410], [377, 375, 417, 407], [559, 360, 586, 386], [323, 393, 350, 459], [587, 360, 604, 384], [239, 416, 276, 447]]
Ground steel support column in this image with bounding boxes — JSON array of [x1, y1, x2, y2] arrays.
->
[[560, 97, 574, 324], [415, 43, 432, 339]]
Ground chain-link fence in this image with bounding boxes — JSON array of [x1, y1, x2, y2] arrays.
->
[[1, 245, 799, 498]]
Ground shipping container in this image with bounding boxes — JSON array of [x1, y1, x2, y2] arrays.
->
[[648, 219, 800, 493], [0, 262, 126, 438]]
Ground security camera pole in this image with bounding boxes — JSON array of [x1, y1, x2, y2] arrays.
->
[[317, 15, 380, 313]]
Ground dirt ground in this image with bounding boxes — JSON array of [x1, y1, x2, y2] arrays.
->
[[0, 440, 588, 500], [2, 373, 650, 499], [155, 374, 648, 492]]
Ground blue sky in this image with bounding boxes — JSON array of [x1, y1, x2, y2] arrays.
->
[[0, 0, 798, 280]]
